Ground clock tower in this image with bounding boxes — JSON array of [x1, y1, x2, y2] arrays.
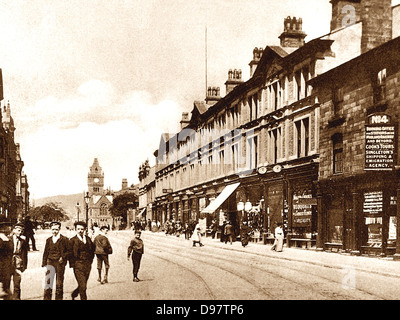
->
[[88, 158, 104, 195]]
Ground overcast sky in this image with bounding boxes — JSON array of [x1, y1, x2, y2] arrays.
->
[[0, 0, 398, 199]]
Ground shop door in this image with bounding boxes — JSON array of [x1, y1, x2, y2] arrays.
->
[[343, 207, 354, 252]]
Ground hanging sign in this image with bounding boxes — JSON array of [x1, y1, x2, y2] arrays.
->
[[365, 113, 396, 170]]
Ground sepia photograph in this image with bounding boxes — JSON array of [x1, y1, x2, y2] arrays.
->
[[0, 0, 400, 311]]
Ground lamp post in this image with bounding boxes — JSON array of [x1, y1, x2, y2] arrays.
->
[[84, 192, 90, 228], [75, 202, 80, 222]]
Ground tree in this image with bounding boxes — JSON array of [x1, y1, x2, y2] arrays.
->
[[28, 202, 69, 223], [109, 192, 138, 224]]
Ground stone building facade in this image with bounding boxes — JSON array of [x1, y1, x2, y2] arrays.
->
[[143, 0, 400, 254]]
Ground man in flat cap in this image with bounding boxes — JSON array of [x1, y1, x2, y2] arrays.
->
[[0, 222, 13, 300], [69, 221, 95, 300], [94, 225, 113, 284], [42, 221, 70, 300], [9, 222, 28, 300]]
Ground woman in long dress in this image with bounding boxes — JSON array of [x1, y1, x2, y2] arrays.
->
[[191, 224, 204, 247], [271, 223, 284, 252]]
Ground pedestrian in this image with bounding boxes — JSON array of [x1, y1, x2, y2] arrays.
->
[[127, 229, 144, 282], [224, 221, 234, 245], [23, 216, 37, 251], [0, 222, 13, 300], [271, 222, 284, 252], [69, 221, 95, 300], [240, 221, 252, 247], [9, 222, 28, 300], [94, 225, 113, 284], [220, 221, 227, 243], [210, 219, 217, 239], [41, 221, 70, 300], [191, 224, 204, 247]]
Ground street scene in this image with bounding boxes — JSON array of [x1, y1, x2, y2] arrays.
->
[[2, 0, 400, 305], [12, 228, 400, 301]]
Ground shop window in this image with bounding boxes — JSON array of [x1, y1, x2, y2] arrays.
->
[[332, 133, 343, 174], [374, 68, 386, 103]]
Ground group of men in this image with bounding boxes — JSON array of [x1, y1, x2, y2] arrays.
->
[[0, 220, 116, 300]]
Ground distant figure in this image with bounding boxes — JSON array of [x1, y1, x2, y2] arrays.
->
[[210, 219, 217, 239], [23, 216, 37, 251], [94, 225, 113, 284], [224, 221, 234, 245], [240, 221, 252, 248], [41, 221, 69, 300], [191, 223, 204, 247], [271, 222, 284, 252], [127, 230, 144, 282]]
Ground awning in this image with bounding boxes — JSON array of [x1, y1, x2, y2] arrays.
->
[[200, 182, 240, 214], [137, 208, 146, 217]]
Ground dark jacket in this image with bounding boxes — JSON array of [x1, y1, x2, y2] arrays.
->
[[41, 234, 70, 267], [0, 234, 13, 282], [127, 238, 144, 256], [94, 234, 113, 255], [68, 235, 95, 268], [9, 235, 28, 272]]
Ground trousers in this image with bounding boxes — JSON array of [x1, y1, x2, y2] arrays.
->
[[72, 260, 92, 300], [44, 259, 66, 300], [131, 252, 142, 278]]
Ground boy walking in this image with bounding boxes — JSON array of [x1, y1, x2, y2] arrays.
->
[[94, 225, 113, 284], [9, 222, 28, 300], [127, 230, 144, 282], [69, 221, 95, 300], [41, 221, 70, 300]]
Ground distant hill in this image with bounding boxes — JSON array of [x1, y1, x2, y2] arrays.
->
[[34, 193, 84, 223]]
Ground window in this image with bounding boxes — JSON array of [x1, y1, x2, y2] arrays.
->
[[332, 134, 343, 174], [247, 136, 258, 169], [295, 71, 302, 101], [100, 203, 108, 216], [374, 68, 386, 103], [295, 118, 310, 158], [270, 128, 281, 163], [333, 87, 344, 114]]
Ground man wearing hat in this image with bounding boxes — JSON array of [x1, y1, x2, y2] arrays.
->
[[0, 222, 13, 300], [127, 229, 144, 282], [93, 225, 113, 284], [69, 221, 95, 300], [9, 222, 28, 300], [41, 221, 70, 300]]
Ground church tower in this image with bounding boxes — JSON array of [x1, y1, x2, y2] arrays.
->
[[87, 158, 104, 195]]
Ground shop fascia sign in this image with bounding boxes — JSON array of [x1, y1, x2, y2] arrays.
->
[[364, 113, 396, 171]]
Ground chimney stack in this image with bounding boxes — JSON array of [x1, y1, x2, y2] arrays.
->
[[278, 16, 306, 48], [205, 86, 221, 106], [225, 69, 243, 95], [180, 112, 190, 129], [249, 47, 263, 77]]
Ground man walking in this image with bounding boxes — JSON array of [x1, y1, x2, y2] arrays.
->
[[94, 225, 113, 284], [9, 222, 28, 300], [23, 216, 37, 251], [224, 221, 234, 245], [42, 221, 70, 300], [69, 221, 95, 300], [0, 222, 12, 300], [127, 230, 144, 282]]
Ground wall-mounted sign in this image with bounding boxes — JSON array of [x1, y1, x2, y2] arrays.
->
[[162, 188, 173, 193], [365, 113, 396, 171], [292, 190, 313, 226], [363, 191, 383, 215]]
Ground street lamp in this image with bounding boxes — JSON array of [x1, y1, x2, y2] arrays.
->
[[84, 192, 90, 228], [75, 202, 80, 222]]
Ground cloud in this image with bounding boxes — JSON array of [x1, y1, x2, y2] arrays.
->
[[17, 79, 186, 198]]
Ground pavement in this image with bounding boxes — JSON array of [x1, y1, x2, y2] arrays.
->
[[145, 230, 400, 279]]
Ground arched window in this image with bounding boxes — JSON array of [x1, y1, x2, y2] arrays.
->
[[100, 203, 108, 216]]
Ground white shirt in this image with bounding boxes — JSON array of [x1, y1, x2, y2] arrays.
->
[[77, 234, 86, 244], [52, 233, 60, 244]]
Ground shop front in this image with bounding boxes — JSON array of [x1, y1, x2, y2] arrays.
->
[[317, 172, 398, 256]]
